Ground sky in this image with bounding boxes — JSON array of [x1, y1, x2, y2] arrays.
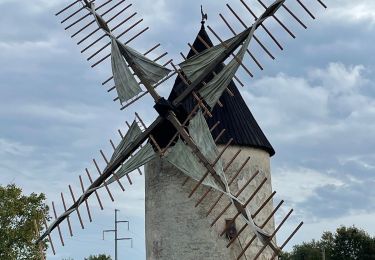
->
[[0, 0, 375, 259]]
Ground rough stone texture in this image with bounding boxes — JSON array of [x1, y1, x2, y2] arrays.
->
[[145, 145, 276, 260]]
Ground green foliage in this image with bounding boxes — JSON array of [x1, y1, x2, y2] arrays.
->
[[84, 254, 112, 260], [331, 226, 375, 260], [0, 184, 49, 260], [281, 226, 375, 260], [285, 240, 322, 260]]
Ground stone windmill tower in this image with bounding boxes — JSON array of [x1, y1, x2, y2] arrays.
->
[[33, 1, 327, 259], [146, 20, 276, 260]]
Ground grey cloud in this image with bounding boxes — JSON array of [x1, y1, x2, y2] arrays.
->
[[298, 180, 375, 220], [241, 60, 375, 226]]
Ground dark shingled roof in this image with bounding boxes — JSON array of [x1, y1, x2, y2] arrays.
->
[[152, 23, 275, 156]]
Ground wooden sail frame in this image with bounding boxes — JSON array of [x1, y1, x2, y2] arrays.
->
[[35, 1, 327, 259]]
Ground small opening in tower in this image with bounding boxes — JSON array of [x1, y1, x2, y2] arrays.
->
[[225, 219, 237, 240]]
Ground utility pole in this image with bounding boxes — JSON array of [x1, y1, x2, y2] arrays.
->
[[322, 247, 326, 260], [103, 209, 133, 260]]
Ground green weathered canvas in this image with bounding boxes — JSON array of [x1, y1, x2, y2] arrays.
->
[[111, 39, 142, 103]]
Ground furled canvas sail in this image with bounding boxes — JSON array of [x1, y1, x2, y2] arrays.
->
[[111, 38, 171, 103], [88, 2, 141, 104], [118, 43, 172, 86], [90, 2, 111, 33], [111, 39, 142, 103], [188, 110, 226, 181], [88, 0, 171, 103], [107, 143, 156, 185], [198, 32, 251, 109], [42, 143, 156, 237], [165, 110, 229, 192], [164, 110, 227, 191], [180, 0, 285, 109], [90, 3, 142, 103], [259, 0, 285, 22], [165, 138, 224, 191], [109, 120, 142, 164], [165, 110, 275, 246], [179, 30, 247, 83]]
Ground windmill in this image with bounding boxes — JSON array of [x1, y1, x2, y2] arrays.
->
[[33, 0, 327, 259]]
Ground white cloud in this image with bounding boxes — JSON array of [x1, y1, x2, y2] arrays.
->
[[133, 0, 172, 25], [0, 138, 35, 156], [241, 62, 375, 144], [324, 1, 375, 26], [272, 167, 344, 204], [309, 63, 366, 94], [0, 0, 63, 13], [338, 154, 375, 170], [8, 103, 99, 123]]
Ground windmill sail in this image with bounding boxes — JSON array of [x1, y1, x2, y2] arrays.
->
[[87, 0, 172, 103], [165, 138, 223, 190], [117, 41, 172, 85], [165, 110, 277, 248], [111, 39, 143, 103], [109, 120, 142, 164], [179, 0, 285, 109], [107, 143, 156, 185], [187, 110, 225, 180], [89, 2, 111, 33], [165, 111, 227, 191], [198, 30, 251, 109], [179, 30, 247, 83], [110, 36, 172, 103], [38, 1, 327, 257], [258, 0, 285, 22]]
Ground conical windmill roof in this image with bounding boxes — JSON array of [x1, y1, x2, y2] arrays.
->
[[170, 23, 275, 156], [152, 23, 275, 156]]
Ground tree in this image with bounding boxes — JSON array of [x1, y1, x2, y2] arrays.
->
[[287, 241, 322, 260], [281, 226, 375, 260], [0, 184, 49, 260], [330, 226, 375, 260], [84, 254, 112, 260]]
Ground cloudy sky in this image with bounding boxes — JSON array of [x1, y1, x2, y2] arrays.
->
[[1, 0, 375, 259]]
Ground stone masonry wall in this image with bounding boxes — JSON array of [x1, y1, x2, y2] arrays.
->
[[145, 145, 276, 260]]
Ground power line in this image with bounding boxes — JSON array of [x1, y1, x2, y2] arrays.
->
[[103, 209, 133, 260]]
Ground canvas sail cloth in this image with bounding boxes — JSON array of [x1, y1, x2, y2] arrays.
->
[[86, 2, 171, 103], [116, 42, 172, 86], [87, 3, 140, 103], [42, 139, 155, 237], [103, 120, 156, 185], [179, 30, 248, 84], [165, 110, 276, 247], [110, 39, 143, 103], [109, 121, 142, 164], [68, 121, 154, 210], [57, 126, 155, 221], [179, 0, 284, 109], [39, 120, 156, 240], [106, 143, 156, 185], [44, 123, 157, 234], [110, 38, 171, 103], [40, 0, 286, 243]]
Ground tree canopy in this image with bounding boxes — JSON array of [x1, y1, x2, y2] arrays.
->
[[281, 226, 375, 260], [0, 184, 49, 260], [84, 254, 112, 260]]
